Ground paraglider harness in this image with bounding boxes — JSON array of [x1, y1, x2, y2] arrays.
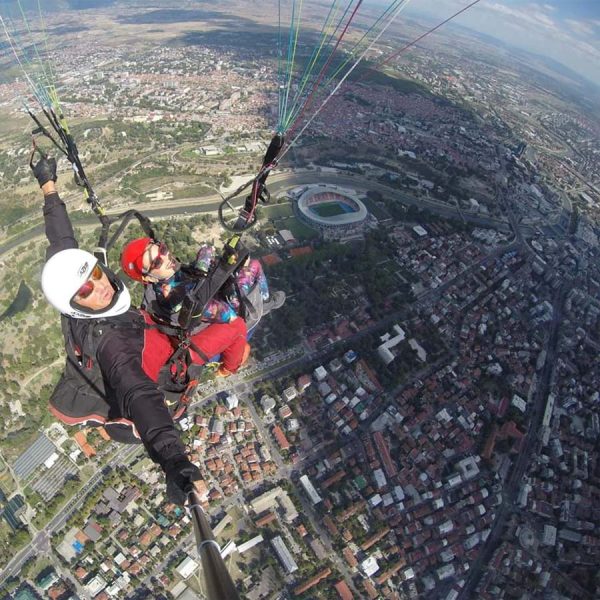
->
[[49, 315, 166, 445], [48, 229, 252, 443], [152, 234, 252, 386]]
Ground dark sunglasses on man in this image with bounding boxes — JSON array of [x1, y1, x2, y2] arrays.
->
[[144, 242, 170, 274]]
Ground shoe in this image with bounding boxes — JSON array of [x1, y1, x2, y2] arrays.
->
[[216, 343, 251, 378], [216, 366, 232, 378], [263, 291, 286, 314], [240, 342, 251, 367]]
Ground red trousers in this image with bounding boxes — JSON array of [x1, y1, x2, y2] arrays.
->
[[141, 312, 247, 382]]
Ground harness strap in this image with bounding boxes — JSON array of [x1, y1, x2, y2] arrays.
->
[[178, 244, 250, 330], [187, 339, 210, 364]]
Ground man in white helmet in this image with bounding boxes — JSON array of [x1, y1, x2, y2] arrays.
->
[[32, 155, 215, 505]]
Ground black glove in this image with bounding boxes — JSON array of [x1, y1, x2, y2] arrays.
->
[[164, 457, 201, 506], [31, 156, 57, 188]]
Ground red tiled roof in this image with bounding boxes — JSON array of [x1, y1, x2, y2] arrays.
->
[[272, 425, 290, 450], [293, 568, 332, 595], [334, 580, 354, 600]]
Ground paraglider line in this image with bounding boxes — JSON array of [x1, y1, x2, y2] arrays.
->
[[284, 0, 346, 130], [282, 0, 483, 154], [16, 0, 56, 101], [0, 15, 48, 107], [285, 0, 411, 130], [281, 0, 305, 129], [285, 0, 364, 136]]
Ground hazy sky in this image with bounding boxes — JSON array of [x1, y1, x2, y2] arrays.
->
[[402, 0, 600, 85]]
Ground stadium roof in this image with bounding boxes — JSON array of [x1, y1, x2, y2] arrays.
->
[[297, 187, 368, 227]]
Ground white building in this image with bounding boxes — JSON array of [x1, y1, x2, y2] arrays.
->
[[85, 575, 107, 597], [238, 535, 264, 554], [542, 524, 557, 546], [437, 564, 455, 580], [279, 229, 296, 244], [286, 418, 300, 432], [512, 394, 527, 413], [199, 145, 221, 156], [409, 338, 427, 362], [373, 468, 387, 489], [261, 395, 276, 413], [271, 536, 298, 574], [368, 493, 383, 507], [176, 556, 199, 579], [300, 475, 322, 505], [455, 456, 480, 481], [445, 473, 462, 488], [225, 394, 239, 410], [439, 520, 454, 535], [360, 556, 380, 577], [377, 325, 406, 365], [283, 386, 297, 402], [314, 365, 328, 381]]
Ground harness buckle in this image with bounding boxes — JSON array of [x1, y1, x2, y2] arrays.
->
[[93, 247, 108, 266]]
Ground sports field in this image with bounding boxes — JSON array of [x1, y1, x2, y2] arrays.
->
[[310, 202, 354, 217]]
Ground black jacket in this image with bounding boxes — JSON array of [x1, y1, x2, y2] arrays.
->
[[44, 192, 186, 467]]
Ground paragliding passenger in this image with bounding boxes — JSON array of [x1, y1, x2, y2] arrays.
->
[[120, 238, 285, 376], [33, 155, 248, 505]]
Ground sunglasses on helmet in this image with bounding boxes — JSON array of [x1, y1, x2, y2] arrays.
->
[[144, 242, 170, 273], [74, 264, 104, 299]]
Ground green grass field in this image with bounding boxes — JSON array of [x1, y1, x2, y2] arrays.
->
[[261, 203, 294, 219], [285, 218, 319, 241], [260, 202, 319, 241], [171, 183, 214, 200], [310, 202, 349, 218]]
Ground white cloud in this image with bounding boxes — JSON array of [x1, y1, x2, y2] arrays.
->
[[483, 2, 558, 32], [564, 18, 596, 37], [405, 0, 600, 84]]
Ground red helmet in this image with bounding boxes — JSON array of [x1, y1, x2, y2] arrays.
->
[[120, 237, 152, 282]]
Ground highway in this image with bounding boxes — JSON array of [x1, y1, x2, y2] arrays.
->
[[0, 169, 511, 258]]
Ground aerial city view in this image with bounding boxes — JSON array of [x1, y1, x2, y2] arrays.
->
[[0, 0, 598, 598]]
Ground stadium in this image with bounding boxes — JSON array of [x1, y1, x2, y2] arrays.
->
[[295, 186, 369, 239]]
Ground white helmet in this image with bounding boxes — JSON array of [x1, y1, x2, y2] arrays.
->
[[41, 248, 131, 319]]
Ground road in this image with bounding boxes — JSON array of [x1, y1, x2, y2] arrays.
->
[[0, 444, 142, 587], [458, 280, 570, 599], [0, 170, 511, 258]]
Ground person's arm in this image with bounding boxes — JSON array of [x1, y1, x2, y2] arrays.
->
[[43, 184, 78, 260], [31, 157, 78, 260], [96, 329, 186, 465], [96, 329, 201, 504]]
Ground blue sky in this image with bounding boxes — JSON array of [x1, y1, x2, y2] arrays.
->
[[402, 0, 600, 85]]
